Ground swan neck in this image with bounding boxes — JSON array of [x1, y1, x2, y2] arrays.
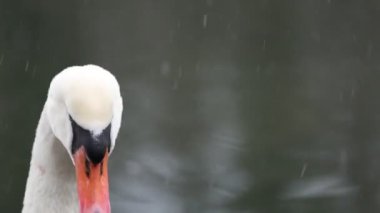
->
[[22, 109, 78, 213]]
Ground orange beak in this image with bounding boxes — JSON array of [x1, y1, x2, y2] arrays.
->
[[73, 147, 111, 213]]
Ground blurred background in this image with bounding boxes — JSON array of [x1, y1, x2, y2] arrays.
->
[[1, 0, 380, 212]]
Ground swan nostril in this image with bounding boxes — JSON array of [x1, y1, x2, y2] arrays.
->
[[91, 208, 101, 213], [89, 205, 104, 213]]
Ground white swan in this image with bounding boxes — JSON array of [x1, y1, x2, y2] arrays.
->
[[22, 65, 123, 213]]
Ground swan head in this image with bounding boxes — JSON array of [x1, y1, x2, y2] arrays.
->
[[45, 65, 123, 213]]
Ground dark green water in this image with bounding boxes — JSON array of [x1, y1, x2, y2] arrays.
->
[[1, 0, 380, 212]]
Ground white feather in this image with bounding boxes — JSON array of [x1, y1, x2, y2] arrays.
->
[[22, 65, 123, 213]]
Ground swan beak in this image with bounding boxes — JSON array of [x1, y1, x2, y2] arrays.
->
[[73, 147, 111, 213]]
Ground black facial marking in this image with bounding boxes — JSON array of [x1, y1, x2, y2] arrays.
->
[[70, 117, 111, 165], [100, 162, 104, 176], [85, 158, 91, 177]]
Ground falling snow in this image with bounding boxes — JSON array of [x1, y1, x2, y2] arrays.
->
[[203, 14, 208, 28], [25, 60, 29, 72], [300, 163, 308, 178]]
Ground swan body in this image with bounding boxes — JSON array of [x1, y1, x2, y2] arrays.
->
[[22, 65, 123, 213]]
